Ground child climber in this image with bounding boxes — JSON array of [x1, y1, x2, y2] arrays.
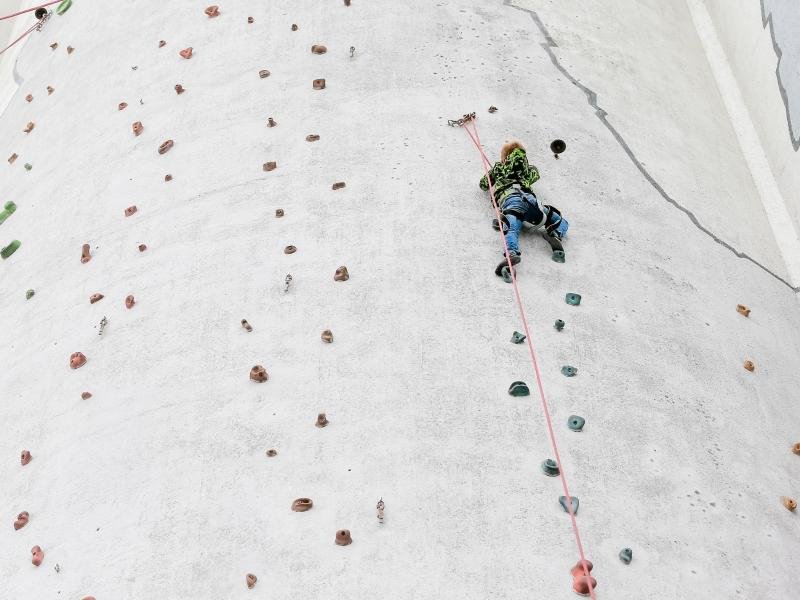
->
[[479, 141, 569, 276]]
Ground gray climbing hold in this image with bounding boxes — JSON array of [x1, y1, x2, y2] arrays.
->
[[508, 381, 530, 397], [552, 250, 565, 263], [510, 331, 526, 344], [501, 265, 513, 283], [561, 365, 577, 377], [559, 495, 579, 514], [24, 163, 32, 171], [554, 319, 565, 331], [26, 289, 34, 300], [619, 547, 633, 564], [541, 459, 560, 477], [565, 292, 581, 306], [567, 415, 585, 432]]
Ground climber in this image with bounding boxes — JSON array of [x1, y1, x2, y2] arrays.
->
[[479, 140, 568, 276]]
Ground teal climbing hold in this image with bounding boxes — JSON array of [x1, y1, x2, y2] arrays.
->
[[24, 163, 32, 171], [554, 319, 565, 331], [561, 365, 577, 377], [567, 415, 585, 432], [1, 240, 21, 259], [559, 495, 579, 514], [26, 289, 34, 300], [552, 250, 565, 263], [510, 331, 526, 344], [565, 292, 581, 306], [508, 381, 530, 397], [56, 0, 72, 15], [619, 547, 633, 564], [501, 265, 513, 283], [541, 459, 560, 477]]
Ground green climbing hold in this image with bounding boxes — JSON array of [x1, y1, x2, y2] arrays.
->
[[565, 292, 581, 306], [619, 547, 633, 564], [554, 319, 565, 331], [501, 265, 513, 283], [552, 250, 565, 263], [0, 202, 17, 225], [508, 381, 530, 397], [24, 163, 32, 171], [26, 289, 34, 300], [56, 0, 72, 15], [541, 459, 560, 477], [1, 239, 21, 259], [561, 365, 577, 377], [567, 415, 585, 432], [559, 495, 579, 514], [510, 331, 526, 344]]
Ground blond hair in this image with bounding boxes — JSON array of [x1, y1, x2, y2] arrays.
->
[[500, 140, 525, 162]]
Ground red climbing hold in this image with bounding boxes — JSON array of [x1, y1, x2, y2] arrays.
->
[[138, 244, 147, 252], [158, 140, 174, 155], [125, 295, 135, 309], [572, 575, 597, 596], [70, 352, 87, 369], [125, 205, 138, 217], [132, 121, 143, 136], [179, 47, 193, 59], [20, 450, 32, 466], [246, 574, 257, 589], [31, 545, 44, 567], [204, 5, 220, 18], [14, 511, 29, 530], [313, 78, 326, 90], [81, 243, 91, 264], [569, 560, 593, 577], [89, 293, 104, 304]]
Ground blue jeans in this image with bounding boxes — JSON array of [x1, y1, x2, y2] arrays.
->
[[501, 191, 545, 255]]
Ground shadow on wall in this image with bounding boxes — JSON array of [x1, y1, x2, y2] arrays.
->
[[761, 0, 800, 150]]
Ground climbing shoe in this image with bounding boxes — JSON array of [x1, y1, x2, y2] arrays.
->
[[495, 252, 520, 276]]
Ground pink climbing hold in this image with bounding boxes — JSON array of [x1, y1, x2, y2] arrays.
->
[[205, 5, 220, 18], [246, 573, 257, 589], [132, 121, 144, 136], [125, 205, 138, 217], [14, 511, 29, 530], [125, 295, 135, 309], [572, 575, 598, 596], [250, 365, 269, 382], [70, 352, 87, 369], [81, 243, 91, 263], [179, 47, 193, 59], [263, 161, 277, 172], [118, 102, 127, 110], [159, 140, 174, 155], [89, 293, 104, 304], [570, 560, 593, 578], [81, 392, 92, 400], [313, 78, 326, 90], [138, 244, 147, 252], [25, 94, 33, 102], [31, 545, 44, 567], [20, 450, 32, 466]]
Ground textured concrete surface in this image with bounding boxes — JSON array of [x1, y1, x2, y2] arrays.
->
[[1, 1, 799, 599]]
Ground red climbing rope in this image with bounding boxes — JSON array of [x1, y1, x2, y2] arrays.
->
[[0, 21, 39, 56], [0, 1, 60, 22], [461, 117, 597, 599]]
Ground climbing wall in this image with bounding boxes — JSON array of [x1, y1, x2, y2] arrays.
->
[[2, 1, 799, 598]]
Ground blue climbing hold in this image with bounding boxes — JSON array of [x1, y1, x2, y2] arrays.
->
[[619, 547, 633, 564], [541, 459, 560, 477], [510, 331, 526, 344], [565, 292, 581, 306], [559, 495, 579, 515], [567, 415, 585, 432], [561, 365, 577, 377], [508, 381, 530, 396]]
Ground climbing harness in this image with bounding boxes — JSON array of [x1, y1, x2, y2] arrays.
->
[[458, 115, 596, 598]]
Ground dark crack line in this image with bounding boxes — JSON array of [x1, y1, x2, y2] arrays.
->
[[760, 1, 800, 151], [503, 0, 799, 292]]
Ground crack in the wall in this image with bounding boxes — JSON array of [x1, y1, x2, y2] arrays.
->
[[760, 0, 800, 151], [504, 0, 799, 292]]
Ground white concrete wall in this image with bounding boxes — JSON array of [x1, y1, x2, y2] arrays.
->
[[1, 1, 799, 599]]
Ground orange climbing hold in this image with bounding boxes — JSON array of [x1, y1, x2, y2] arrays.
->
[[573, 575, 598, 596], [743, 360, 755, 372], [204, 5, 220, 18], [335, 529, 352, 546], [737, 304, 751, 317], [291, 498, 313, 512], [70, 352, 87, 369], [125, 205, 138, 217], [782, 496, 797, 511], [8, 153, 18, 164], [179, 47, 193, 59], [132, 121, 143, 136], [23, 122, 34, 134], [81, 243, 91, 263], [158, 140, 174, 154], [792, 442, 800, 455]]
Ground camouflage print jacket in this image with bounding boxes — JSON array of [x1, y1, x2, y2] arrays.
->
[[479, 147, 540, 203]]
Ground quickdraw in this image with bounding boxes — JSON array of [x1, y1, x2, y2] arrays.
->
[[447, 112, 476, 127]]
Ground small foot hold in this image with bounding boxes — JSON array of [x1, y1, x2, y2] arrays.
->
[[561, 365, 577, 377], [567, 415, 585, 432], [619, 547, 633, 564], [554, 319, 565, 331], [541, 459, 560, 477], [565, 292, 581, 306], [559, 495, 579, 515], [510, 331, 526, 344], [335, 529, 352, 546], [508, 381, 529, 397]]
